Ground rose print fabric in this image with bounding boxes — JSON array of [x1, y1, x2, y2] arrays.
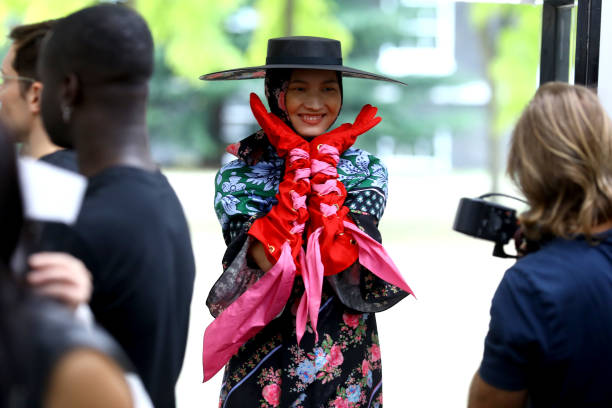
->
[[216, 280, 386, 408], [208, 134, 407, 406]]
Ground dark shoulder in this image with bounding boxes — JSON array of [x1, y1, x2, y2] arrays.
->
[[39, 150, 79, 173], [27, 298, 133, 372], [504, 235, 612, 301], [22, 297, 133, 406], [75, 166, 187, 248], [80, 166, 176, 219]]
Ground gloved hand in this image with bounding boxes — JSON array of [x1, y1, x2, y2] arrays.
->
[[307, 105, 381, 275], [247, 93, 311, 271]]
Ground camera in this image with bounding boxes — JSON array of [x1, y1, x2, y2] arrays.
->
[[452, 196, 519, 258]]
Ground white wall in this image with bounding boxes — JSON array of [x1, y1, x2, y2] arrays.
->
[[598, 0, 612, 116]]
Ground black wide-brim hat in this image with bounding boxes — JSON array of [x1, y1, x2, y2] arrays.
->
[[200, 36, 406, 85]]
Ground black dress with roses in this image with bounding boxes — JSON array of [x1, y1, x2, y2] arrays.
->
[[209, 134, 408, 408]]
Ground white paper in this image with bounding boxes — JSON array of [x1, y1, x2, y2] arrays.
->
[[17, 156, 87, 225], [124, 373, 154, 408]]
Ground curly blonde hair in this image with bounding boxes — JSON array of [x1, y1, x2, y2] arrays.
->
[[507, 82, 612, 240]]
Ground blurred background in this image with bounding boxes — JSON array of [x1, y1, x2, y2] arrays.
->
[[0, 0, 582, 406]]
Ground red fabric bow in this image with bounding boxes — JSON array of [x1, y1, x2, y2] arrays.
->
[[306, 104, 382, 275]]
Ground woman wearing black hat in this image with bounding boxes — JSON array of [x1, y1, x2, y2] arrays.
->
[[202, 36, 414, 407]]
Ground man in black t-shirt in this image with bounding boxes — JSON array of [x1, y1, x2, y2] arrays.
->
[[37, 5, 195, 408]]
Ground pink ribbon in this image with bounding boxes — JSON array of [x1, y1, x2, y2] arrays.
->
[[290, 222, 305, 235], [290, 191, 307, 210], [311, 159, 338, 177], [293, 168, 311, 182], [316, 144, 340, 161], [343, 221, 414, 296], [202, 242, 297, 382], [298, 224, 414, 346], [296, 227, 325, 344], [297, 210, 414, 348], [289, 148, 309, 162], [319, 202, 339, 216], [313, 179, 342, 196]]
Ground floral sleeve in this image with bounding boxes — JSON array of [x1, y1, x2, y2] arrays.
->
[[207, 157, 281, 317]]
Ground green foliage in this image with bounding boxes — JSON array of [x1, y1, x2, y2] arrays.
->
[[147, 48, 242, 165], [1, 0, 540, 167], [340, 76, 472, 153], [0, 0, 93, 42], [137, 0, 246, 83], [1, 0, 354, 166], [471, 4, 541, 135], [245, 0, 352, 65]]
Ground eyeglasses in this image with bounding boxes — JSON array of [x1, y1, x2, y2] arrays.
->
[[0, 74, 36, 86]]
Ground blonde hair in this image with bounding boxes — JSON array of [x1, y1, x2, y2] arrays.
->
[[507, 82, 612, 240]]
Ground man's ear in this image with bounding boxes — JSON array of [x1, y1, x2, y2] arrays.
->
[[26, 81, 43, 114]]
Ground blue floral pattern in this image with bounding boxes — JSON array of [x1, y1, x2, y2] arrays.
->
[[214, 148, 388, 232]]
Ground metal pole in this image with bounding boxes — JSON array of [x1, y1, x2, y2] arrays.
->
[[575, 0, 602, 89]]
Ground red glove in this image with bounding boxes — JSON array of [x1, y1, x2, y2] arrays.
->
[[307, 105, 381, 275], [247, 93, 310, 271]]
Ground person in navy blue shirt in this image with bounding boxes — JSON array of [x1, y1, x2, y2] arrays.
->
[[468, 82, 612, 408]]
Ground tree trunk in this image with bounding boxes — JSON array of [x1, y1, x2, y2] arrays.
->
[[486, 83, 501, 194], [284, 0, 295, 36], [476, 11, 505, 194]]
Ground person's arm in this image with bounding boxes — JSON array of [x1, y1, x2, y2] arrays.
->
[[248, 240, 274, 272], [44, 349, 132, 408], [472, 266, 549, 408], [27, 252, 92, 310], [468, 371, 527, 408]]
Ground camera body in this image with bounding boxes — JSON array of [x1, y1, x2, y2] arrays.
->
[[453, 197, 519, 257]]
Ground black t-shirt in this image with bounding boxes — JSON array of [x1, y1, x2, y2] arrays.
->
[[38, 149, 79, 172], [40, 166, 195, 408]]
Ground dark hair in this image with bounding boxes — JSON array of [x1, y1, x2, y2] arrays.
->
[[40, 4, 154, 85], [9, 20, 55, 94], [0, 122, 23, 266], [0, 121, 28, 407]]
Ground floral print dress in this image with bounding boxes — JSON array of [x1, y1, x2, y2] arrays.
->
[[209, 133, 408, 407]]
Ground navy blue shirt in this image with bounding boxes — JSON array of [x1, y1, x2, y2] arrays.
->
[[479, 232, 612, 407]]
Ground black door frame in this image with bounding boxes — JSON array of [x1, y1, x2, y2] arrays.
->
[[574, 0, 601, 88], [540, 0, 602, 89]]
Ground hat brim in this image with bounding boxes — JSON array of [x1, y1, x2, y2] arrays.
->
[[199, 64, 406, 86]]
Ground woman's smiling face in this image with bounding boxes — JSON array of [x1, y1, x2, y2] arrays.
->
[[285, 69, 341, 139]]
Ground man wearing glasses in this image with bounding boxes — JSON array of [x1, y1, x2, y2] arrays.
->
[[0, 20, 77, 171]]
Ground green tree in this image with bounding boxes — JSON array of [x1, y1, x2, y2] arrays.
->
[[333, 0, 482, 154], [471, 4, 541, 191], [245, 0, 352, 65], [0, 0, 247, 83]]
